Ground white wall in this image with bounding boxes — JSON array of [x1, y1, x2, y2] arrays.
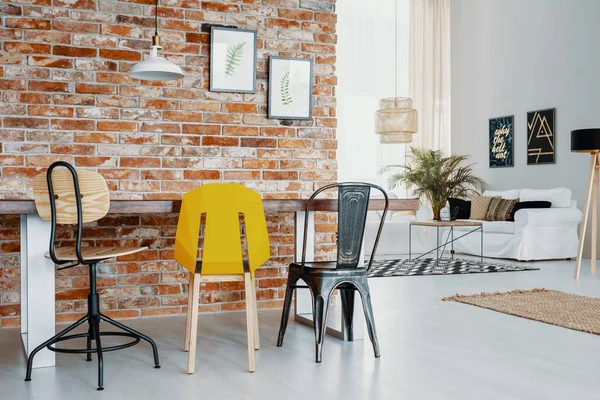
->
[[337, 0, 410, 185], [451, 0, 600, 256]]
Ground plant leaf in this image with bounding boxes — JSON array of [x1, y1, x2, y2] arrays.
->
[[280, 71, 293, 105], [224, 41, 246, 77]]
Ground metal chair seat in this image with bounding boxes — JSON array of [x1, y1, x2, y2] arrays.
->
[[289, 261, 369, 276]]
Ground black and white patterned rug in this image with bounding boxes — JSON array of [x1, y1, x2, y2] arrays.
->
[[367, 258, 539, 278]]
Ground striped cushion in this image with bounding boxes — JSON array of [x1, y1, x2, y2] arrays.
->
[[486, 198, 518, 221]]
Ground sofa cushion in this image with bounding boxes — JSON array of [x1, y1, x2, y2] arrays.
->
[[483, 189, 520, 199], [469, 196, 496, 220], [448, 197, 471, 219], [508, 201, 552, 221], [519, 188, 571, 208], [486, 198, 518, 221], [455, 220, 515, 234]]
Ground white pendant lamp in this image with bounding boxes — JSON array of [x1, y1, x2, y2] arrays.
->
[[129, 0, 184, 81], [375, 0, 417, 144]]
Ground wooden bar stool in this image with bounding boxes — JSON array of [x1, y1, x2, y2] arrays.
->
[[174, 183, 270, 373], [25, 161, 160, 391]]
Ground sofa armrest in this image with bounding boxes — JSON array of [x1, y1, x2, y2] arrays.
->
[[514, 207, 582, 227]]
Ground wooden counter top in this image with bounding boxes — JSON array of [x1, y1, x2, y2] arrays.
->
[[0, 198, 420, 215]]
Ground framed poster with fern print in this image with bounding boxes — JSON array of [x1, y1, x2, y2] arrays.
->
[[268, 57, 313, 120], [210, 27, 257, 93]]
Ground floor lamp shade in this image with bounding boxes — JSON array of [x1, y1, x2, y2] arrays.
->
[[375, 97, 418, 144], [571, 129, 600, 152]]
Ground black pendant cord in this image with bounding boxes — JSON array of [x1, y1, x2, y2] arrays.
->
[[154, 0, 158, 37]]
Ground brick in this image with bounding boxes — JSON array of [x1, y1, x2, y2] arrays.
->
[[241, 138, 277, 148], [76, 83, 116, 95], [53, 45, 97, 58], [51, 119, 96, 131], [279, 9, 314, 20], [183, 170, 221, 180], [5, 18, 51, 30], [24, 31, 71, 44], [202, 136, 239, 147], [28, 81, 69, 92], [266, 18, 300, 29], [54, 20, 99, 33], [3, 117, 49, 129], [201, 2, 240, 13], [97, 121, 138, 132], [100, 49, 141, 61], [5, 42, 51, 54], [28, 56, 73, 69], [28, 106, 74, 117]]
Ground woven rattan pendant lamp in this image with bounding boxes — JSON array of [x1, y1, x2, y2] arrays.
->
[[375, 0, 417, 144], [129, 0, 184, 81]]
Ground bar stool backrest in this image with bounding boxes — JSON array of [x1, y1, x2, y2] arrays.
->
[[32, 161, 110, 266], [33, 162, 110, 225], [174, 183, 270, 276]]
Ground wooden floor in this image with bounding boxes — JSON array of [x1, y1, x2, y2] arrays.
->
[[1, 257, 599, 400]]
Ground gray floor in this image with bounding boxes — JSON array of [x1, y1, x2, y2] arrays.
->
[[2, 258, 600, 400]]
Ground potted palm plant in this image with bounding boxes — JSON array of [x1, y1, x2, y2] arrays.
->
[[385, 147, 488, 220]]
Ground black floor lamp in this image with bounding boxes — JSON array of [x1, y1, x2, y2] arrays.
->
[[571, 128, 600, 279]]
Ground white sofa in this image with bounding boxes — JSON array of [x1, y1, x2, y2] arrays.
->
[[453, 188, 582, 261]]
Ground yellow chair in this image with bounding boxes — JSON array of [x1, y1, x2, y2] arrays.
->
[[174, 183, 270, 373]]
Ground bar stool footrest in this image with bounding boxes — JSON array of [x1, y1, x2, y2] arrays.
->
[[47, 332, 141, 354]]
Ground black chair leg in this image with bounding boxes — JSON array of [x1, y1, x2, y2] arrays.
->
[[92, 316, 104, 391], [277, 274, 299, 347], [25, 315, 89, 382], [340, 288, 355, 341], [86, 323, 93, 362], [100, 314, 160, 368], [310, 282, 333, 363], [356, 278, 380, 358]]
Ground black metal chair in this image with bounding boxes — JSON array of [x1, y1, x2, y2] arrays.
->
[[277, 182, 389, 362], [25, 161, 160, 391]]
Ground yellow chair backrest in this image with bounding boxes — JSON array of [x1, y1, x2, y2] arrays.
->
[[174, 183, 270, 277]]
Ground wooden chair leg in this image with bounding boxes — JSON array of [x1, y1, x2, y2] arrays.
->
[[250, 275, 260, 350], [244, 272, 256, 372], [184, 271, 195, 352], [187, 273, 201, 374]]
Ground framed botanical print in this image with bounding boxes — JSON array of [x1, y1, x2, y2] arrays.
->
[[268, 57, 313, 120], [489, 115, 514, 168], [210, 27, 257, 93], [527, 108, 555, 165]]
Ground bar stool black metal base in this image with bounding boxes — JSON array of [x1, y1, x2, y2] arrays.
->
[[24, 264, 160, 391]]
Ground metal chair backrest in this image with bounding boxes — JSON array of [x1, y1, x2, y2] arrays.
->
[[174, 183, 270, 277], [301, 182, 389, 270], [32, 161, 110, 266]]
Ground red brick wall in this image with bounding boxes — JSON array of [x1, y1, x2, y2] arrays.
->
[[0, 0, 337, 327]]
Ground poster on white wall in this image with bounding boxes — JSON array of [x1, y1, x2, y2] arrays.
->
[[268, 57, 313, 120], [210, 27, 256, 93]]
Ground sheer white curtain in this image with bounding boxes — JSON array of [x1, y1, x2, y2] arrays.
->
[[409, 0, 451, 153], [337, 0, 410, 188]]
